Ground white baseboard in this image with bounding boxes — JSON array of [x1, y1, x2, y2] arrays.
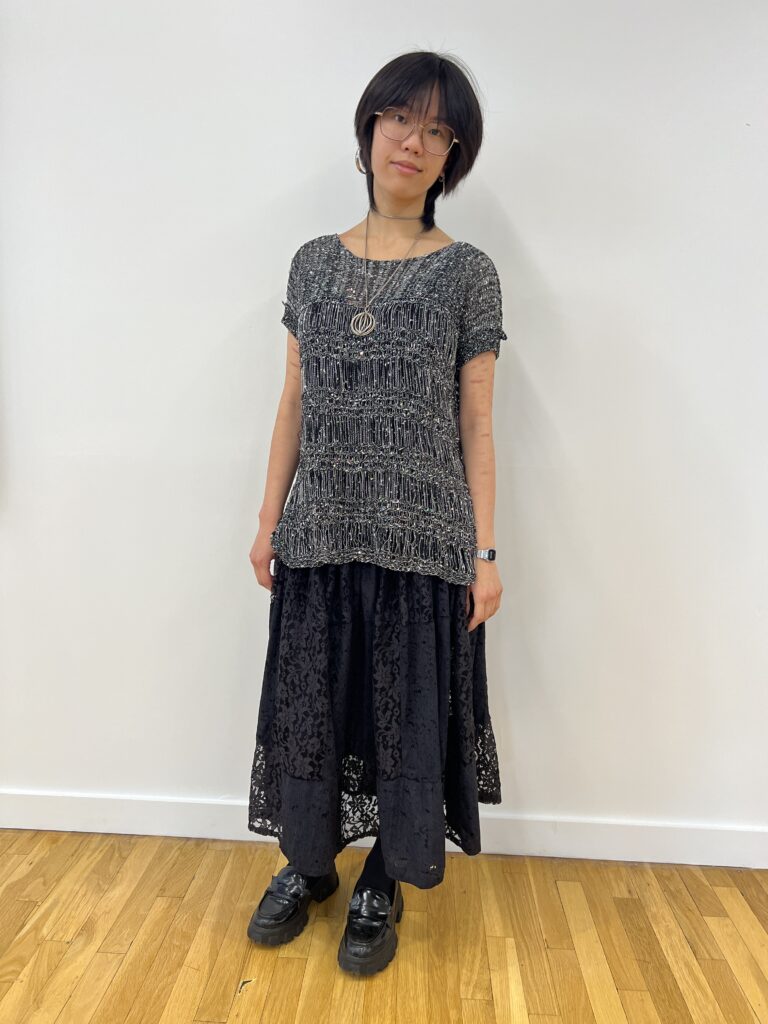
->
[[1, 790, 766, 868]]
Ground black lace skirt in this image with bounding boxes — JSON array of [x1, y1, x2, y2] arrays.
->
[[247, 555, 502, 889]]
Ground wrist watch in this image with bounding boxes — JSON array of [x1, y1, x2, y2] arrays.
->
[[475, 547, 497, 561]]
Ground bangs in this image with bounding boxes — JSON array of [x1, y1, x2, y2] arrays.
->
[[371, 67, 455, 133]]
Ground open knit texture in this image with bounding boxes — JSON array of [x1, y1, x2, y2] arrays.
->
[[270, 233, 507, 585]]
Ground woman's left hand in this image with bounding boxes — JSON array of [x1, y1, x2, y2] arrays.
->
[[466, 559, 503, 631]]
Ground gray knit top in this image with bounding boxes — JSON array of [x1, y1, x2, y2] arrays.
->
[[269, 232, 507, 585]]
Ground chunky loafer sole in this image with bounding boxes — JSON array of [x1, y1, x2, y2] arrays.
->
[[247, 865, 339, 947], [337, 880, 404, 975]]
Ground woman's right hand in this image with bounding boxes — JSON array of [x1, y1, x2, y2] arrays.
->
[[249, 530, 278, 592]]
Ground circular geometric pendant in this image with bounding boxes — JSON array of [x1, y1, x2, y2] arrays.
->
[[350, 309, 376, 337]]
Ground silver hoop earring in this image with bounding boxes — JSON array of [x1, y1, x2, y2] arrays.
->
[[355, 148, 367, 174]]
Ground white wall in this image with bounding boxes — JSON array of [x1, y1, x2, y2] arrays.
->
[[1, 2, 766, 867]]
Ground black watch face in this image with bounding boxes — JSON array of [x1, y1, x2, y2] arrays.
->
[[487, 549, 496, 560]]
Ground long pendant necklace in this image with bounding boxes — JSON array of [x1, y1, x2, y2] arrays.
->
[[349, 211, 426, 337]]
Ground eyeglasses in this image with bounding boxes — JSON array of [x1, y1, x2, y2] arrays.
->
[[374, 106, 459, 157]]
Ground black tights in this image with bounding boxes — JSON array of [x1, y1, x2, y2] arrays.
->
[[300, 834, 396, 900], [352, 834, 396, 900]]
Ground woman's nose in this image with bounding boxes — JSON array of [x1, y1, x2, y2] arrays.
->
[[400, 126, 423, 153]]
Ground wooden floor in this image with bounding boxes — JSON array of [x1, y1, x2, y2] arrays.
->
[[0, 830, 766, 1023]]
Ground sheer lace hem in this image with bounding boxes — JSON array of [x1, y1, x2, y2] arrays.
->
[[248, 720, 502, 856]]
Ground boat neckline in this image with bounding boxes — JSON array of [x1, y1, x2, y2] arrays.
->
[[333, 232, 462, 263]]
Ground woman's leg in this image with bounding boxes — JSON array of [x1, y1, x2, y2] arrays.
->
[[352, 834, 396, 900]]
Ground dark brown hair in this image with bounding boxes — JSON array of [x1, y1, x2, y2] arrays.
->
[[353, 51, 486, 232]]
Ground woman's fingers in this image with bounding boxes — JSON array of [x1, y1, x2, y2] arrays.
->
[[467, 592, 501, 630], [248, 548, 278, 592]]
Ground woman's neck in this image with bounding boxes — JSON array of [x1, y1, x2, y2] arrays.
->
[[361, 206, 426, 245]]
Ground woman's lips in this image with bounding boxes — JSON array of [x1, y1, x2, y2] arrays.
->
[[392, 162, 420, 175]]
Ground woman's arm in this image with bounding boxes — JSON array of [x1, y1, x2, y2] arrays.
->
[[458, 350, 503, 630], [249, 334, 302, 590]]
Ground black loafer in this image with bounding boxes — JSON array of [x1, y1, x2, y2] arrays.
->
[[337, 880, 404, 975], [247, 862, 339, 946]]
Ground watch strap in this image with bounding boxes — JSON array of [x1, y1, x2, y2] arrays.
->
[[475, 547, 497, 561]]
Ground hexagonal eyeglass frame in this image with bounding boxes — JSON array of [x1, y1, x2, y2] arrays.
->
[[373, 106, 460, 157]]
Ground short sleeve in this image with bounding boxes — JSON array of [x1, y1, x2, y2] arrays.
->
[[456, 250, 508, 369], [280, 246, 303, 338]]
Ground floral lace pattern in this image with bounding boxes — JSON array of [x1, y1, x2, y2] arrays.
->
[[248, 557, 502, 890]]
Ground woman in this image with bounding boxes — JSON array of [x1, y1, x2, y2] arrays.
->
[[246, 50, 506, 976]]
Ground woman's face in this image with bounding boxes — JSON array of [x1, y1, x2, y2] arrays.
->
[[368, 91, 450, 200]]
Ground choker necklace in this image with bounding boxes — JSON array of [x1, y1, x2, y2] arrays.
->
[[349, 210, 426, 337], [370, 209, 423, 220]]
